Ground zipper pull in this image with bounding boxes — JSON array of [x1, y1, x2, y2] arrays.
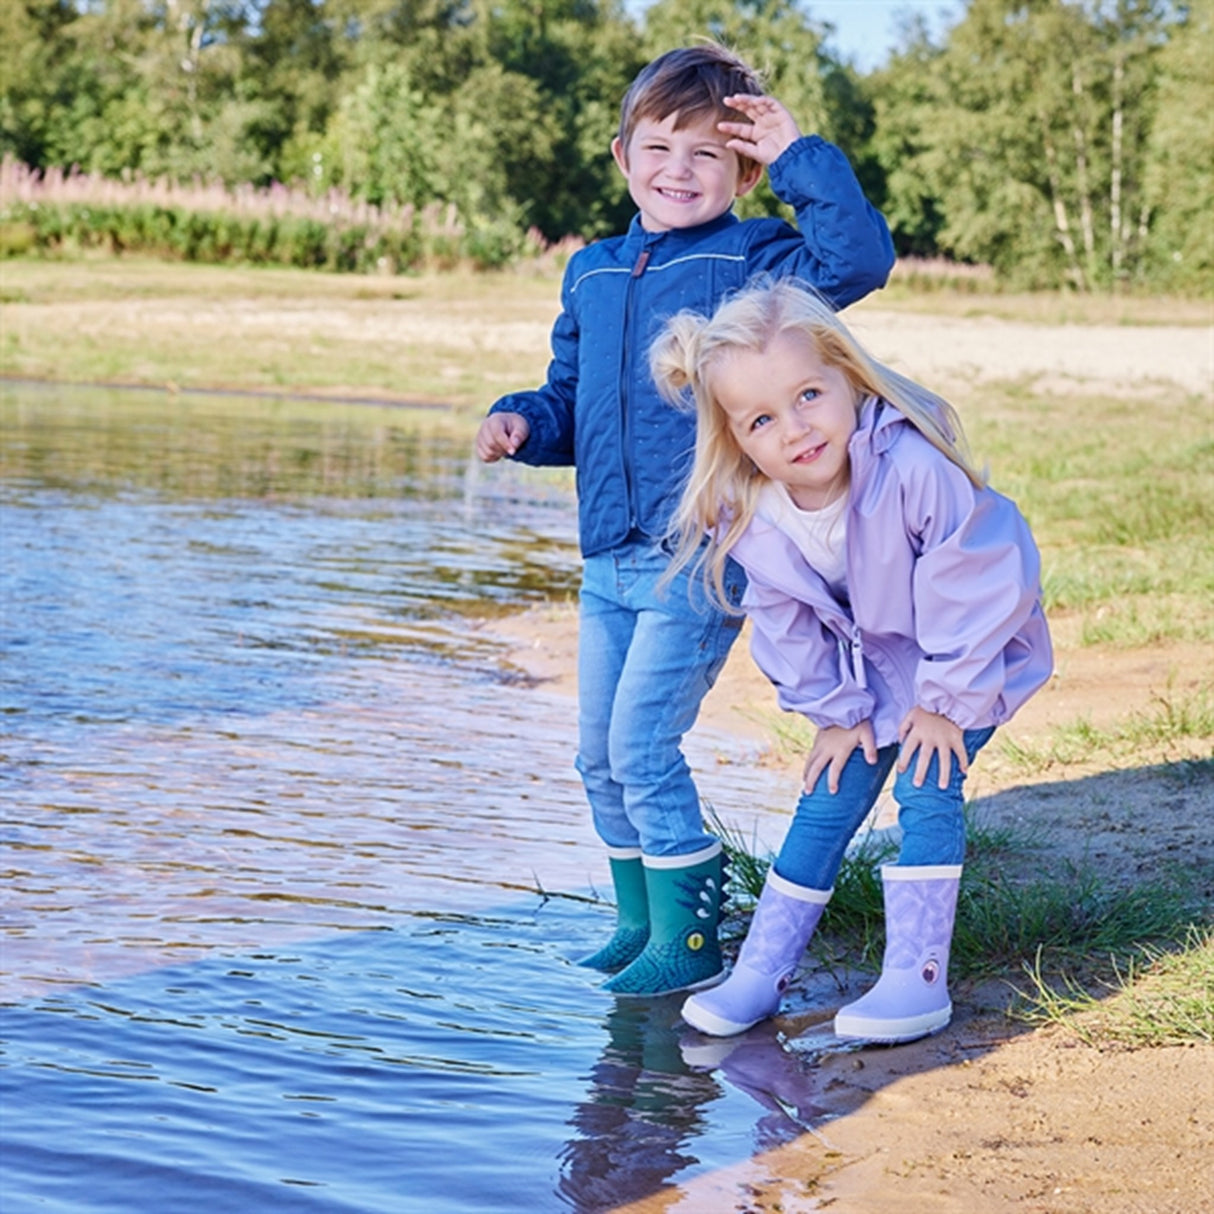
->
[[850, 625, 867, 689], [631, 249, 650, 277]]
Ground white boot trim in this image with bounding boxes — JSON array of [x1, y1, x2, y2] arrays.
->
[[606, 845, 643, 860], [767, 870, 833, 904], [643, 839, 722, 869], [881, 864, 963, 881]]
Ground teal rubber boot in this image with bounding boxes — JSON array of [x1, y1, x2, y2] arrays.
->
[[578, 849, 649, 972], [602, 842, 725, 997]]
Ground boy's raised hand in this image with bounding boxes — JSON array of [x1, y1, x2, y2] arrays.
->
[[475, 412, 530, 462], [719, 94, 803, 167]]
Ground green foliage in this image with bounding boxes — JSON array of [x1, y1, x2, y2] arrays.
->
[[1141, 0, 1214, 290], [0, 0, 1208, 290], [0, 160, 574, 271]]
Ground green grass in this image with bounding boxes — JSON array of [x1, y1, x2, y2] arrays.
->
[[871, 260, 1212, 326], [1017, 925, 1214, 1046], [968, 387, 1214, 649], [1000, 689, 1214, 774], [0, 258, 561, 410]]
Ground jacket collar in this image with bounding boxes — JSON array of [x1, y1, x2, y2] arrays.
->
[[854, 394, 907, 460], [623, 210, 740, 251]]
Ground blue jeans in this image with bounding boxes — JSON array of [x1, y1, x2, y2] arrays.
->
[[575, 538, 745, 857], [772, 727, 996, 889]]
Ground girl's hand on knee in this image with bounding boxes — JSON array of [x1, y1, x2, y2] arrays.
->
[[803, 721, 877, 794], [897, 708, 966, 789]]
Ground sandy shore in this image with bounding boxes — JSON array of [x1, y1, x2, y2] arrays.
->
[[486, 601, 1213, 1214]]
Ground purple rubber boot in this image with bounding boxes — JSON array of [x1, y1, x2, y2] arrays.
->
[[681, 871, 831, 1037], [834, 864, 962, 1044]]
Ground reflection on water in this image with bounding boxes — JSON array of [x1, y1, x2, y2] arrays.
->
[[1, 385, 829, 1213]]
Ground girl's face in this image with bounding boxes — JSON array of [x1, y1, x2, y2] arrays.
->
[[711, 329, 859, 511]]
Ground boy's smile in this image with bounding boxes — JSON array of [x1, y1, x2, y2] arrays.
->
[[612, 113, 761, 233]]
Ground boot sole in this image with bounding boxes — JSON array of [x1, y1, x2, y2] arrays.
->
[[605, 968, 725, 999], [680, 998, 764, 1037], [834, 1004, 952, 1044]]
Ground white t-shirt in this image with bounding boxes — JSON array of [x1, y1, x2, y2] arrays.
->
[[757, 481, 849, 597]]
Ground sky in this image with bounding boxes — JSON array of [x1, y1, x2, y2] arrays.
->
[[810, 1, 962, 72]]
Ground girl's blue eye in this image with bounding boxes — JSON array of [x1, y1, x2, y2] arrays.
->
[[750, 414, 772, 431], [800, 387, 820, 403]]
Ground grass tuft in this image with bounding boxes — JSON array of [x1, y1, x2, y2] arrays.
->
[[1016, 925, 1214, 1046], [1001, 685, 1214, 774]]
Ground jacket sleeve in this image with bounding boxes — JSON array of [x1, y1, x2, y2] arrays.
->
[[744, 574, 877, 730], [486, 270, 579, 467], [755, 135, 895, 309], [904, 456, 1045, 727]]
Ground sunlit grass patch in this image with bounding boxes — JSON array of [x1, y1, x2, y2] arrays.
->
[[707, 797, 1210, 1043], [964, 382, 1212, 649], [1017, 925, 1214, 1046], [1001, 687, 1214, 774]]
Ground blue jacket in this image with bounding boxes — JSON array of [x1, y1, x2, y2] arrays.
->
[[489, 135, 895, 557]]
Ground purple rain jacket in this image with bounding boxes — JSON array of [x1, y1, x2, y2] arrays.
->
[[732, 397, 1054, 747]]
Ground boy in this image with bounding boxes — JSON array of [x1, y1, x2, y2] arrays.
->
[[475, 43, 895, 997]]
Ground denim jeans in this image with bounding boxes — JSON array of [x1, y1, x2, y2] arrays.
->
[[772, 726, 996, 889], [575, 537, 745, 857]]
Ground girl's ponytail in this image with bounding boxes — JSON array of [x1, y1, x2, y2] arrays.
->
[[650, 313, 704, 409]]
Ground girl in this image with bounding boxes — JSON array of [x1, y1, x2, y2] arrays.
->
[[649, 278, 1052, 1043]]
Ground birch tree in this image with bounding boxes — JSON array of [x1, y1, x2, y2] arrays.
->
[[901, 0, 1174, 288]]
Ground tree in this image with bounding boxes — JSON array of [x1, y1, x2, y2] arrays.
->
[[897, 0, 1180, 289], [1141, 0, 1213, 290], [864, 13, 950, 257], [0, 0, 83, 166]]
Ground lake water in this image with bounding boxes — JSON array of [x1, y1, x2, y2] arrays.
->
[[1, 384, 838, 1213]]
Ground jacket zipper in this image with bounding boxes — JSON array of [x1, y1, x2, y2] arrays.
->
[[620, 243, 655, 534], [849, 623, 867, 689]]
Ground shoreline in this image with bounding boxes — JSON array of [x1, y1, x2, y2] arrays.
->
[[487, 601, 1214, 1212]]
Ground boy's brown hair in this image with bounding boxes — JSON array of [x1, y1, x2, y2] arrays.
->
[[617, 43, 766, 174]]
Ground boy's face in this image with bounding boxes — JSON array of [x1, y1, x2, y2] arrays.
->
[[612, 112, 761, 233]]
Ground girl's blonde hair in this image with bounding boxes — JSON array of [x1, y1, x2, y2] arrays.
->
[[650, 276, 984, 609]]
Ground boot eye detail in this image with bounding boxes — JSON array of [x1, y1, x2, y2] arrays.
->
[[921, 959, 940, 985], [686, 931, 705, 952]]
